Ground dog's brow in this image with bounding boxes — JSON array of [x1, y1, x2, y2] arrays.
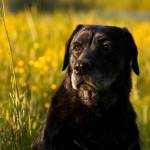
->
[[95, 34, 109, 41], [74, 32, 90, 44]]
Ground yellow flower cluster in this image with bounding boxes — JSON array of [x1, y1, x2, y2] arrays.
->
[[28, 55, 53, 71]]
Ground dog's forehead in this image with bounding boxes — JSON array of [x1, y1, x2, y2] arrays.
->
[[73, 25, 123, 42], [84, 25, 123, 34]]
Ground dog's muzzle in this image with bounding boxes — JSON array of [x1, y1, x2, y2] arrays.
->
[[72, 60, 97, 91]]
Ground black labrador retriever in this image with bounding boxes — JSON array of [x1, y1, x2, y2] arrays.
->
[[33, 25, 140, 150]]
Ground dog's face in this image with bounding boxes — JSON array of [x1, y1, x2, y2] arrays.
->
[[62, 25, 139, 92]]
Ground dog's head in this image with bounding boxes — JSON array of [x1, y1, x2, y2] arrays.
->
[[62, 25, 139, 92]]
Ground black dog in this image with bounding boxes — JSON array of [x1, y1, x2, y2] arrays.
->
[[33, 25, 140, 150]]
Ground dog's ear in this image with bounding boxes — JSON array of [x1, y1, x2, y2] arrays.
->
[[123, 27, 140, 75], [62, 24, 84, 71]]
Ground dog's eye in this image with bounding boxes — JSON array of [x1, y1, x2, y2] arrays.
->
[[73, 45, 81, 51], [103, 44, 112, 50]]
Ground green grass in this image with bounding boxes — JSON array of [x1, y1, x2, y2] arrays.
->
[[0, 4, 150, 150]]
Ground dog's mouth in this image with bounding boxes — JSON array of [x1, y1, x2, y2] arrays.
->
[[71, 74, 98, 92], [71, 73, 101, 106], [78, 81, 98, 91], [72, 78, 100, 106]]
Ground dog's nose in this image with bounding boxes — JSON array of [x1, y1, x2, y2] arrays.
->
[[74, 60, 90, 75]]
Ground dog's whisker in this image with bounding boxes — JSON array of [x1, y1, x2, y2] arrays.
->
[[128, 139, 140, 150], [74, 140, 88, 150]]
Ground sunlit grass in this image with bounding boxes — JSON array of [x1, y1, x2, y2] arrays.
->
[[0, 4, 150, 150]]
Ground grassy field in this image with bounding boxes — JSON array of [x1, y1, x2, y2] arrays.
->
[[0, 7, 150, 150]]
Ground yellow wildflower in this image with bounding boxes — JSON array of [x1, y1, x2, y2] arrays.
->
[[18, 60, 24, 66], [34, 61, 42, 68], [51, 83, 57, 90], [33, 42, 39, 49], [39, 56, 46, 63], [44, 102, 50, 109], [21, 82, 27, 87], [43, 65, 49, 71], [31, 85, 38, 91], [18, 68, 25, 74]]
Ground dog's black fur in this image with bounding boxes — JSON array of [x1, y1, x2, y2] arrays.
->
[[33, 25, 140, 150]]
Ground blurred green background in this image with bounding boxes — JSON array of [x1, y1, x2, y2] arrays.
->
[[0, 0, 150, 149]]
